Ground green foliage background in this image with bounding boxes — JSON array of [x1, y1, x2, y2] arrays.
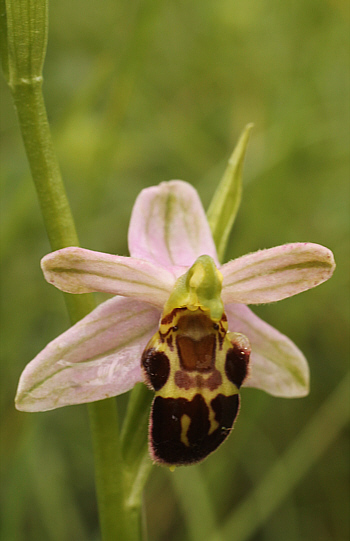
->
[[1, 0, 349, 540]]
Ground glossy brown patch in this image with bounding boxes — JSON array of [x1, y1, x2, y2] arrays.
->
[[150, 393, 239, 465], [141, 348, 170, 391], [176, 313, 214, 334], [225, 345, 250, 388], [176, 334, 215, 371]]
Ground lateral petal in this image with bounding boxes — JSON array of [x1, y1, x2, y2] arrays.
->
[[41, 247, 175, 308], [15, 297, 160, 411], [221, 243, 335, 305], [128, 180, 219, 267], [225, 303, 309, 397]]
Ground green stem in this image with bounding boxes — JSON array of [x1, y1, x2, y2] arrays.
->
[[88, 399, 130, 541], [10, 77, 138, 540], [121, 383, 154, 540], [10, 79, 79, 251]]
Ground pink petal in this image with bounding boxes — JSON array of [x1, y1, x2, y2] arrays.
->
[[221, 243, 335, 305], [15, 297, 160, 411], [225, 303, 309, 397], [41, 247, 175, 308], [128, 180, 219, 267]]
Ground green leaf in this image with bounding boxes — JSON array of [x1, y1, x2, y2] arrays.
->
[[5, 0, 48, 85], [207, 123, 253, 262]]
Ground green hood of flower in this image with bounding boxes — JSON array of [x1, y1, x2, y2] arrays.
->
[[162, 255, 224, 321]]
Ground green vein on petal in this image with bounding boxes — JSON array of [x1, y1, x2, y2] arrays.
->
[[221, 243, 335, 305]]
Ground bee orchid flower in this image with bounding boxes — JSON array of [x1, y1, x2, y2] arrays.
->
[[15, 180, 335, 465]]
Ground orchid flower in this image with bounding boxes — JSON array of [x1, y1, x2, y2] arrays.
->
[[15, 180, 335, 464]]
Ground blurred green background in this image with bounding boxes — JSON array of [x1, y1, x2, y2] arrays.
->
[[1, 0, 349, 540]]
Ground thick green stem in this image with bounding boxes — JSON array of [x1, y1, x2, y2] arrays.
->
[[10, 78, 93, 322], [121, 383, 154, 540], [10, 77, 139, 540], [88, 399, 131, 541], [10, 79, 79, 251]]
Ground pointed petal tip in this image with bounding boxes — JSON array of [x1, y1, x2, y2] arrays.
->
[[244, 371, 310, 399], [14, 394, 27, 412], [243, 359, 310, 398], [14, 382, 140, 412], [14, 297, 160, 412], [323, 245, 336, 272], [14, 393, 48, 413], [15, 371, 143, 413]]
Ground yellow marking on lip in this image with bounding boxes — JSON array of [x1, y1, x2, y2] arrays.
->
[[208, 404, 219, 435], [180, 414, 191, 447]]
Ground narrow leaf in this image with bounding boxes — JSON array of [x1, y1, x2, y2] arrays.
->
[[207, 124, 253, 262]]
